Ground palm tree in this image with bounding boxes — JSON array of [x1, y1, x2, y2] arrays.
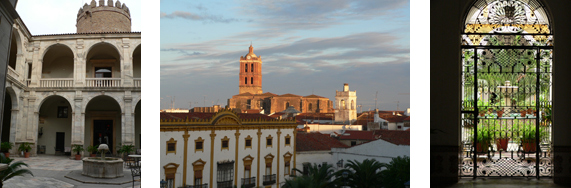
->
[[336, 159, 384, 188], [0, 153, 33, 188], [283, 163, 335, 188], [381, 156, 410, 188]]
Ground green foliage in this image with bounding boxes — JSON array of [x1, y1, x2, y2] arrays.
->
[[0, 143, 13, 153], [17, 143, 31, 153], [380, 156, 410, 188], [118, 144, 135, 156], [0, 153, 33, 187], [286, 163, 335, 188], [87, 145, 99, 153], [72, 145, 84, 155], [336, 159, 384, 188]]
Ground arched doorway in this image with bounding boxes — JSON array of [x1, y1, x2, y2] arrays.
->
[[84, 95, 122, 154], [460, 0, 552, 178], [2, 91, 12, 143], [135, 100, 141, 152], [37, 95, 73, 155]]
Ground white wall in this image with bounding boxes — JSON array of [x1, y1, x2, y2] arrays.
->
[[332, 139, 409, 164], [304, 124, 362, 134]]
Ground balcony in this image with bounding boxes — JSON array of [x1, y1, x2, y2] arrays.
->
[[133, 78, 141, 87], [262, 174, 276, 185], [241, 177, 256, 188], [180, 184, 207, 188], [7, 66, 19, 80], [85, 78, 121, 87], [216, 180, 232, 188], [39, 78, 74, 88]]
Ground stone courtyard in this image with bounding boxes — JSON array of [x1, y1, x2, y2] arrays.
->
[[3, 155, 140, 188]]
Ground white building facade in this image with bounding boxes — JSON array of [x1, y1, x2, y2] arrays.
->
[[160, 110, 297, 188]]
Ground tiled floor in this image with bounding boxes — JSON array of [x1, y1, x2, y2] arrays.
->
[[3, 155, 140, 188]]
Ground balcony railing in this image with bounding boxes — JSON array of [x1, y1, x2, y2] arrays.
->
[[85, 78, 121, 87], [262, 174, 276, 185], [241, 177, 256, 188], [40, 78, 74, 88], [26, 79, 31, 86], [217, 180, 232, 188], [180, 184, 207, 188], [133, 78, 141, 87], [7, 66, 19, 80]]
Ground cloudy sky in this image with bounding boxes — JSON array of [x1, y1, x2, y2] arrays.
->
[[16, 0, 141, 35], [161, 0, 410, 111]]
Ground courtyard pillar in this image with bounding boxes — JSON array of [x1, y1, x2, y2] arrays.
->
[[72, 93, 84, 145], [122, 92, 134, 145]]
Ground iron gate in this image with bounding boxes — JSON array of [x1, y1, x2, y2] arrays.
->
[[460, 34, 552, 178]]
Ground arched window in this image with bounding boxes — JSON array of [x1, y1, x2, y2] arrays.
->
[[245, 64, 248, 72], [285, 102, 290, 108], [309, 103, 312, 111], [245, 77, 247, 85], [351, 100, 354, 110], [340, 100, 345, 110], [251, 77, 253, 84], [460, 0, 552, 178], [251, 64, 254, 72]]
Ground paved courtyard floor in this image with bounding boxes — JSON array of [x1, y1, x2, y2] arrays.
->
[[2, 155, 140, 188]]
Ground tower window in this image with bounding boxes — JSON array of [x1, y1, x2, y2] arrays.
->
[[245, 64, 248, 72], [251, 64, 254, 72], [251, 77, 253, 85], [309, 103, 312, 111], [245, 77, 247, 85]]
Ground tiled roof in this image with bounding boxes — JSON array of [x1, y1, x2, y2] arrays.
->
[[243, 109, 262, 114], [277, 93, 302, 97], [160, 112, 276, 121], [33, 31, 141, 37], [257, 92, 278, 96], [234, 92, 254, 97], [337, 130, 376, 140], [296, 132, 349, 151], [372, 130, 410, 146], [304, 94, 326, 98]]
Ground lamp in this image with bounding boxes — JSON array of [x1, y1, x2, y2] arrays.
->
[[160, 179, 167, 188]]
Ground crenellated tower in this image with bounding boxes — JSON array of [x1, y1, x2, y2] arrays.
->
[[239, 44, 263, 94], [76, 0, 131, 33]]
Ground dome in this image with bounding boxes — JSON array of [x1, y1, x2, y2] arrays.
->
[[245, 45, 257, 58]]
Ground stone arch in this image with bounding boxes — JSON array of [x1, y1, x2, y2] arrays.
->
[[8, 30, 22, 70], [85, 42, 122, 79], [85, 41, 122, 59], [132, 44, 141, 78], [82, 94, 124, 113], [4, 87, 18, 110], [36, 94, 75, 113], [40, 42, 76, 61], [41, 43, 75, 79]]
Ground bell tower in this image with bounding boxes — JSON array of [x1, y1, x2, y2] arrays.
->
[[239, 45, 263, 94]]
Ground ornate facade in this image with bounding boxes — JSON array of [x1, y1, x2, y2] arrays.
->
[[2, 0, 141, 156], [334, 83, 357, 124], [160, 109, 297, 188]]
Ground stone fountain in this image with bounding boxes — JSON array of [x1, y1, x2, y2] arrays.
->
[[82, 144, 124, 178]]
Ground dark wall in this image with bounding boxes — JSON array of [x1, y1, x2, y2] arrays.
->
[[0, 0, 18, 143]]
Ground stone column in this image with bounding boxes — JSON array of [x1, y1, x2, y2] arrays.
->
[[75, 39, 85, 87], [122, 91, 133, 145], [26, 93, 36, 141], [29, 42, 41, 87], [72, 92, 83, 145], [121, 38, 132, 87]]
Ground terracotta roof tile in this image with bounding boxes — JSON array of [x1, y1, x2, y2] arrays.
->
[[160, 112, 276, 121], [304, 94, 326, 98], [338, 130, 376, 140], [372, 130, 410, 145], [296, 132, 349, 151], [277, 93, 302, 97]]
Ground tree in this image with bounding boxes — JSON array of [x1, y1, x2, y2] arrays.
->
[[337, 159, 384, 188], [0, 153, 33, 188], [381, 156, 410, 188], [283, 163, 335, 188]]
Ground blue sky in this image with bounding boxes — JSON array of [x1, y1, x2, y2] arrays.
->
[[160, 0, 410, 111]]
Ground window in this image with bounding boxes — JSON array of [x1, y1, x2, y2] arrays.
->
[[284, 152, 292, 175], [195, 137, 204, 152], [243, 155, 254, 178], [251, 77, 253, 84], [166, 138, 176, 155], [266, 135, 273, 148], [221, 136, 229, 151], [94, 67, 112, 78], [302, 163, 310, 175], [309, 103, 312, 111], [57, 106, 68, 118], [251, 63, 254, 72], [351, 100, 354, 110], [163, 163, 180, 188], [245, 136, 252, 149], [217, 161, 234, 188], [264, 154, 274, 175], [192, 159, 205, 186], [351, 141, 356, 146], [245, 77, 247, 84], [285, 134, 291, 146], [245, 64, 248, 72]]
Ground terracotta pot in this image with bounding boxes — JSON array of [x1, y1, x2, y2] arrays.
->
[[520, 110, 526, 117], [90, 154, 96, 157], [527, 108, 533, 114], [489, 108, 493, 113], [75, 154, 82, 160], [3, 152, 9, 158], [496, 138, 509, 151], [523, 142, 536, 152], [476, 143, 489, 153], [24, 152, 29, 158], [480, 112, 485, 117], [497, 110, 504, 117]]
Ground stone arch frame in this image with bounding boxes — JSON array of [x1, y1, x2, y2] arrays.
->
[[84, 41, 123, 60], [463, 0, 553, 29], [36, 94, 75, 113], [4, 87, 19, 110], [40, 42, 77, 62], [82, 94, 125, 114], [9, 28, 23, 71], [130, 42, 141, 58], [133, 98, 141, 114]]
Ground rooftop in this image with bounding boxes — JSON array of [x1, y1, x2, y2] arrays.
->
[[296, 132, 349, 152]]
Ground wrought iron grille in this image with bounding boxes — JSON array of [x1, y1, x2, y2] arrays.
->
[[460, 33, 552, 178]]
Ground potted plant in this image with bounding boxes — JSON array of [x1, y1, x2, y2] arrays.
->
[[494, 121, 509, 151], [1, 142, 13, 158], [476, 125, 492, 153], [496, 107, 504, 117], [72, 145, 84, 160], [520, 107, 527, 117], [87, 145, 98, 157], [118, 144, 135, 158], [477, 100, 488, 117], [18, 142, 32, 158], [521, 122, 537, 152]]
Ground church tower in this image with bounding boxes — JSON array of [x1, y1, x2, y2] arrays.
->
[[335, 83, 357, 124], [239, 45, 263, 94]]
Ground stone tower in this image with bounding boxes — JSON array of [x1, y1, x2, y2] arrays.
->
[[335, 83, 357, 124], [239, 45, 263, 94], [76, 0, 131, 33]]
